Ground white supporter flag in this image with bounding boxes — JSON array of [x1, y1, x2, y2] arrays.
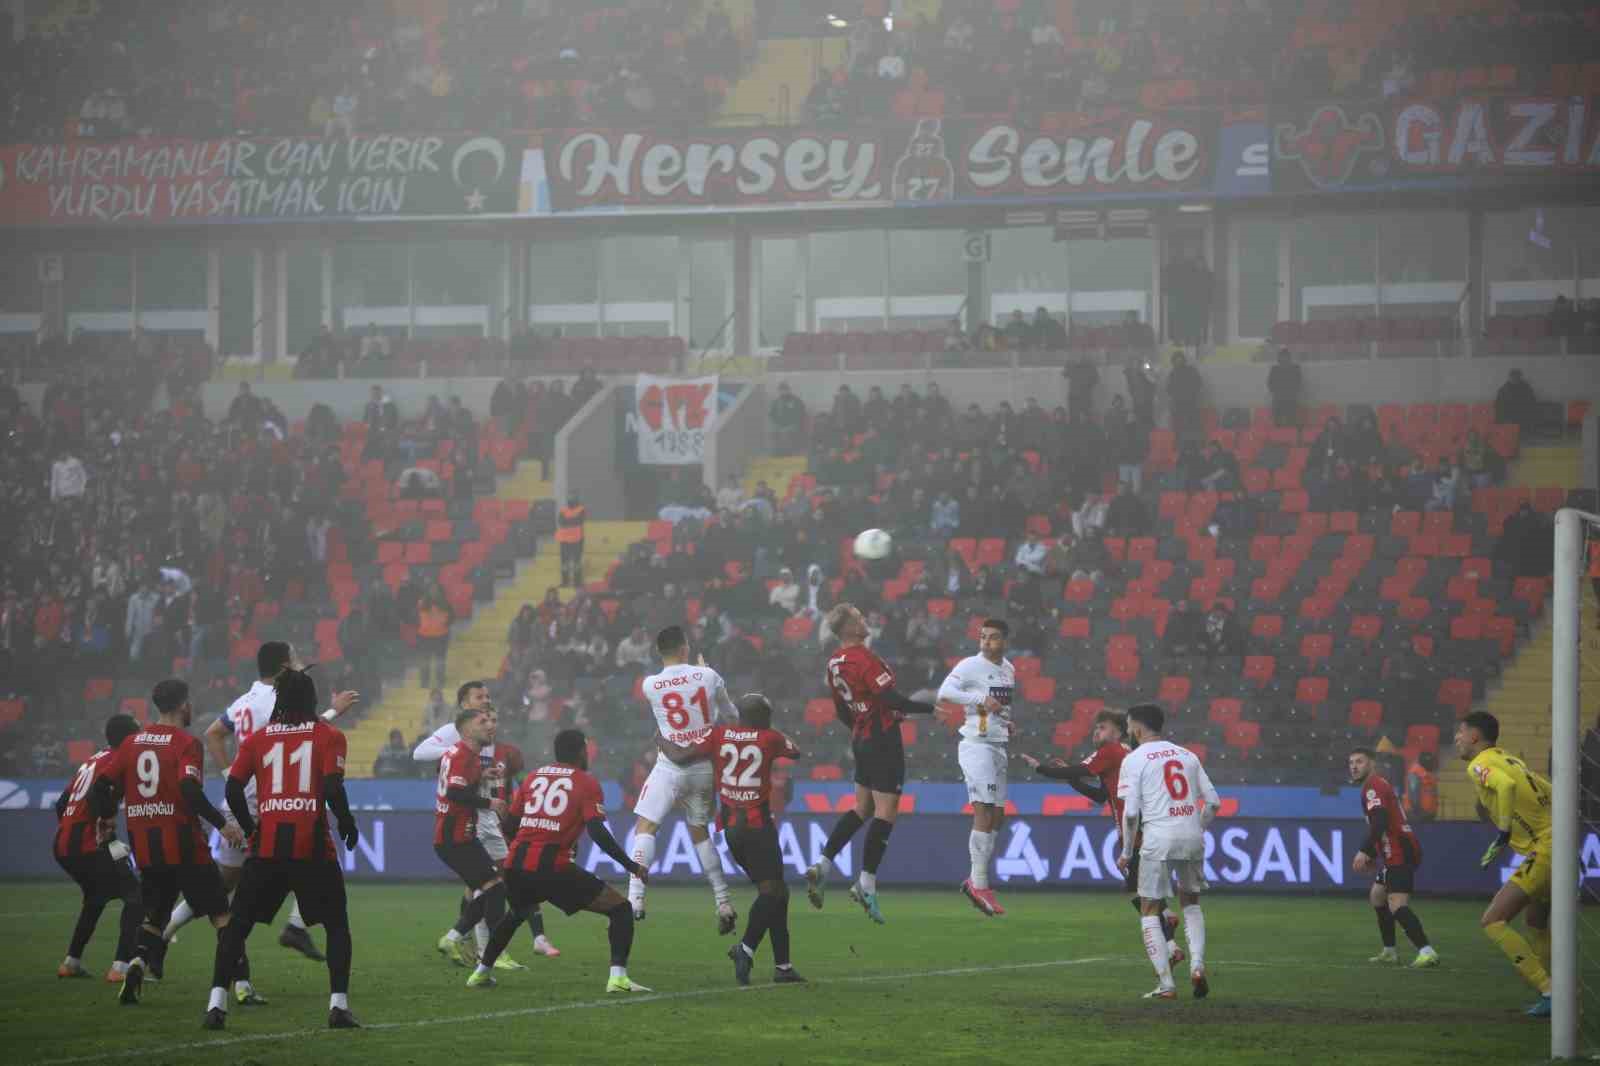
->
[[633, 374, 719, 466]]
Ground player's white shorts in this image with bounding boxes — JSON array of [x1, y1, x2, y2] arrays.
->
[[1137, 857, 1207, 901], [479, 825, 508, 863], [958, 740, 1008, 806], [632, 758, 713, 826], [212, 796, 258, 868]]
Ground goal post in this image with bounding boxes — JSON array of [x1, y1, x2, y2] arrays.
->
[[1551, 507, 1595, 1062]]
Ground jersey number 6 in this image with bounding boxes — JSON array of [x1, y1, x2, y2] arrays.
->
[[1163, 760, 1189, 801]]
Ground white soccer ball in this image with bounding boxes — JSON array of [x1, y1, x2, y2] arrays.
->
[[853, 528, 894, 560]]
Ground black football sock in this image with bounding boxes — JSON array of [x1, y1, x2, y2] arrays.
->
[[233, 948, 250, 983], [769, 893, 792, 968], [135, 923, 165, 967], [115, 896, 143, 963], [323, 913, 352, 994], [67, 897, 108, 959], [1392, 906, 1429, 950], [606, 902, 634, 967], [822, 810, 865, 862], [527, 906, 546, 940], [863, 818, 895, 875], [1375, 907, 1397, 949], [454, 892, 486, 936], [480, 908, 524, 969], [482, 883, 507, 931], [741, 894, 774, 955], [211, 921, 251, 991], [1129, 896, 1143, 915]]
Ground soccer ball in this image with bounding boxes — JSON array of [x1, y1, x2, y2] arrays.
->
[[853, 528, 893, 560]]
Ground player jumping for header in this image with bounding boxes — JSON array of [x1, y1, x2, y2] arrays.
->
[[1347, 746, 1438, 968], [806, 603, 937, 924], [1116, 704, 1219, 1001]]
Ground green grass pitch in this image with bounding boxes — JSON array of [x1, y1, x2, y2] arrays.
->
[[1, 881, 1569, 1065]]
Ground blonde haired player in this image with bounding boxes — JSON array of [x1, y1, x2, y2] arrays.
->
[[1454, 711, 1554, 1017], [627, 625, 738, 932]]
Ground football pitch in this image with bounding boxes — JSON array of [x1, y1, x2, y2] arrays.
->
[[1, 881, 1571, 1065]]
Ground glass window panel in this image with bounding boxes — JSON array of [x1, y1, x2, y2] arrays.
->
[[1236, 217, 1280, 339], [137, 246, 206, 311], [1067, 237, 1153, 326], [66, 250, 130, 315], [1580, 207, 1600, 303], [603, 236, 676, 338], [888, 229, 965, 330], [1485, 207, 1578, 316], [808, 229, 884, 332], [0, 255, 39, 315], [285, 243, 324, 355], [529, 238, 598, 337], [990, 226, 1067, 323], [688, 240, 732, 351], [1291, 215, 1376, 321], [413, 239, 500, 338], [219, 249, 253, 357], [334, 242, 408, 335], [757, 237, 801, 349], [1376, 211, 1466, 318]]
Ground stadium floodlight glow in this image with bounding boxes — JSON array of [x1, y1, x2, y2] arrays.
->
[[884, 15, 894, 30], [826, 14, 848, 28], [1177, 203, 1212, 213]]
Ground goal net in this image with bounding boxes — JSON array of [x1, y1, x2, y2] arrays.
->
[[1553, 508, 1600, 1061]]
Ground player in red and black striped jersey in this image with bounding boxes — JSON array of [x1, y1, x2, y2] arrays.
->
[[1021, 708, 1182, 964], [431, 707, 515, 972], [204, 669, 362, 1031], [1348, 747, 1438, 968], [467, 729, 650, 994], [657, 694, 807, 987], [91, 679, 246, 1006], [806, 603, 936, 924], [53, 713, 142, 983]]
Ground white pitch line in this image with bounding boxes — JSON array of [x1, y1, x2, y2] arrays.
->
[[28, 955, 1115, 1066]]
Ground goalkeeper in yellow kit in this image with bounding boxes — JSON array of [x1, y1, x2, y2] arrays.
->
[[1453, 711, 1553, 1018]]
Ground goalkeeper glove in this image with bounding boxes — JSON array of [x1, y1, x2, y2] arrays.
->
[[1479, 830, 1511, 868]]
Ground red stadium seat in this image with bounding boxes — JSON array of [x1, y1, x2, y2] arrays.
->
[[1208, 698, 1242, 725], [1058, 616, 1090, 639], [781, 615, 815, 644], [1405, 725, 1441, 754], [1158, 675, 1192, 708], [1243, 655, 1275, 687], [1437, 679, 1473, 717], [1251, 614, 1283, 639], [1023, 677, 1057, 705], [1299, 633, 1333, 662], [1348, 700, 1383, 730], [1225, 721, 1260, 751], [1294, 677, 1329, 706]]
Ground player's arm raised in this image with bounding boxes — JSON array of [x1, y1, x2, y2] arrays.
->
[[411, 727, 455, 763], [937, 665, 1000, 715], [1019, 753, 1108, 801]]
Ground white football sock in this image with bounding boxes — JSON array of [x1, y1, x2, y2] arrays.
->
[[287, 901, 307, 930], [165, 899, 196, 941], [111, 961, 129, 974], [1183, 904, 1206, 972], [474, 921, 490, 953], [445, 928, 464, 942], [694, 836, 731, 907], [329, 992, 348, 1011], [473, 963, 491, 977], [814, 855, 834, 876], [235, 978, 255, 995], [208, 987, 228, 1012], [969, 829, 995, 890], [1142, 915, 1174, 988], [859, 871, 877, 894], [628, 834, 656, 908], [609, 965, 626, 979], [63, 955, 80, 968]]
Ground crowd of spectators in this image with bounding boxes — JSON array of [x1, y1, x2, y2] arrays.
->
[[0, 0, 745, 143]]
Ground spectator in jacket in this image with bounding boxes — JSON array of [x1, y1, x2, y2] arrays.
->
[[373, 729, 412, 778], [1493, 369, 1537, 434], [615, 625, 654, 671], [768, 567, 802, 615], [124, 576, 159, 664], [1104, 480, 1152, 537], [1167, 351, 1204, 442], [1267, 347, 1302, 427], [1013, 532, 1048, 576]]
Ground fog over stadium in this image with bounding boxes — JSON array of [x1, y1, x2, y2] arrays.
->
[[0, 0, 1597, 1061]]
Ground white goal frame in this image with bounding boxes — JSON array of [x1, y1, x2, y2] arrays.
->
[[1552, 508, 1594, 1061]]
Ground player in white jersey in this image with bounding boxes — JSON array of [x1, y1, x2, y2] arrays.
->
[[163, 641, 357, 1002], [412, 680, 559, 967], [628, 625, 738, 932], [935, 617, 1014, 918], [1116, 704, 1219, 1001]]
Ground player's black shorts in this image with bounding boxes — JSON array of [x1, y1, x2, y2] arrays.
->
[[504, 867, 606, 916], [1375, 865, 1416, 894], [435, 841, 499, 889], [726, 823, 784, 884], [852, 731, 906, 794], [231, 858, 347, 928], [140, 861, 231, 924], [56, 849, 140, 905]]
